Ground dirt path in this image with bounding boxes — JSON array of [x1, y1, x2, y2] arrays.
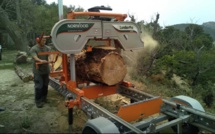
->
[[0, 69, 87, 133]]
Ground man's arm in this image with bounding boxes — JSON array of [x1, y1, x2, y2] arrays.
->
[[30, 47, 48, 63], [32, 55, 48, 63]]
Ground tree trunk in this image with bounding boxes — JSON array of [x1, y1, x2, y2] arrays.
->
[[152, 13, 160, 39], [15, 66, 33, 82], [15, 51, 27, 64], [75, 47, 127, 86], [192, 71, 199, 86], [16, 0, 21, 24], [0, 6, 28, 51]]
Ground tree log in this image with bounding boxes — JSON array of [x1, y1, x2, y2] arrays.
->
[[75, 47, 127, 86], [15, 66, 33, 82], [15, 51, 27, 64]]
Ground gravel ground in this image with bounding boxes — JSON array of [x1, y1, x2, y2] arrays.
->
[[0, 69, 86, 133]]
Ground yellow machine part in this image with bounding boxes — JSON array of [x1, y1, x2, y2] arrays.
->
[[49, 54, 62, 71]]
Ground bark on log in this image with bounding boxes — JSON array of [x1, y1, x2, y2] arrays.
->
[[15, 51, 27, 64], [75, 47, 127, 86], [15, 66, 33, 82]]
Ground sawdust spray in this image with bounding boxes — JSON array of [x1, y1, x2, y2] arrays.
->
[[122, 31, 159, 67], [121, 28, 159, 83], [140, 32, 158, 53]]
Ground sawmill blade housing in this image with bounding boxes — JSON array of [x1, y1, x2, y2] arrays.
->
[[51, 19, 144, 54]]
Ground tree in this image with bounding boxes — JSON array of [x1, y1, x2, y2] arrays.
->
[[134, 21, 215, 87], [0, 0, 38, 51], [185, 24, 213, 51], [31, 0, 46, 5], [132, 15, 162, 77], [152, 13, 160, 39], [128, 14, 136, 22], [0, 0, 85, 51], [0, 1, 26, 51]]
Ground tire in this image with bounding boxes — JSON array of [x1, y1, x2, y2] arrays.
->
[[82, 117, 120, 134], [82, 126, 97, 134], [169, 95, 202, 134]]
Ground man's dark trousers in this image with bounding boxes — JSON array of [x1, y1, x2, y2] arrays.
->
[[34, 73, 49, 103]]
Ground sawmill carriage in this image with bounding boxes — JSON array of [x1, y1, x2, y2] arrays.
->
[[36, 5, 215, 134]]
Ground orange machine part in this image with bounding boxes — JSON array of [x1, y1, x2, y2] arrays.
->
[[67, 11, 127, 21], [82, 85, 118, 99], [37, 51, 62, 73], [49, 71, 63, 78], [117, 97, 163, 122], [62, 54, 69, 83], [86, 45, 92, 52], [65, 99, 79, 109], [36, 51, 61, 70], [67, 81, 81, 94], [121, 81, 133, 87]]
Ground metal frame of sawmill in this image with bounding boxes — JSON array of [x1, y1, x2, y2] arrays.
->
[[49, 76, 215, 133]]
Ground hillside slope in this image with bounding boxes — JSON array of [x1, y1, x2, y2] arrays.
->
[[171, 21, 215, 41]]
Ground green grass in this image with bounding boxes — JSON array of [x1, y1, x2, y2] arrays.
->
[[129, 70, 215, 115], [0, 49, 32, 70], [0, 49, 17, 62], [21, 115, 32, 129], [0, 49, 17, 69]]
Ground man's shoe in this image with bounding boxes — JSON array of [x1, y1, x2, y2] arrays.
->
[[36, 102, 43, 108]]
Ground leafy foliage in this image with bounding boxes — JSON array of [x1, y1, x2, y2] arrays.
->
[[134, 21, 215, 86], [172, 22, 215, 41], [0, 0, 84, 50]]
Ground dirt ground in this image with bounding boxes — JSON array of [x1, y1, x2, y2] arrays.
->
[[0, 68, 90, 133], [0, 50, 89, 133], [0, 68, 130, 133]]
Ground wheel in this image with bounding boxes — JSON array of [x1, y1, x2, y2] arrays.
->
[[82, 117, 119, 134], [169, 95, 202, 134], [82, 126, 97, 134]]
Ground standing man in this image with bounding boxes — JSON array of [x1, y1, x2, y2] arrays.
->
[[30, 36, 51, 108]]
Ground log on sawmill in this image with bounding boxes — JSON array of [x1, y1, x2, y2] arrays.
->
[[75, 47, 127, 86], [15, 66, 33, 82]]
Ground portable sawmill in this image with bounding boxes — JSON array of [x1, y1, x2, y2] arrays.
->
[[36, 6, 215, 134]]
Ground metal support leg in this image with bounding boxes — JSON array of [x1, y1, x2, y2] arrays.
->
[[70, 54, 76, 81], [177, 123, 182, 134], [66, 94, 74, 133], [68, 54, 75, 133], [68, 108, 73, 133]]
